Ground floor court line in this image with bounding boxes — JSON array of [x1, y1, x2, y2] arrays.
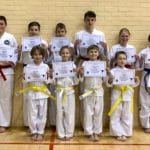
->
[[0, 142, 150, 146], [49, 127, 56, 150]]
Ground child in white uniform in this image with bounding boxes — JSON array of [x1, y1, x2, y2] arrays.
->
[[74, 10, 108, 63], [109, 28, 137, 69], [51, 46, 78, 140], [79, 45, 107, 141], [0, 16, 17, 133], [48, 23, 73, 127], [107, 51, 139, 141], [24, 45, 50, 141], [20, 21, 48, 127], [139, 34, 150, 133], [74, 11, 108, 128]]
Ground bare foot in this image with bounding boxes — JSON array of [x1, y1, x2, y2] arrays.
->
[[65, 136, 72, 141], [36, 134, 43, 141], [144, 128, 150, 133], [122, 135, 127, 141], [31, 134, 37, 141], [94, 134, 99, 142], [116, 135, 127, 141], [58, 137, 66, 141], [89, 134, 95, 141], [0, 127, 6, 133]]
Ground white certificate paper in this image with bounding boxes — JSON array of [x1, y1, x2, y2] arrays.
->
[[113, 69, 135, 85], [79, 34, 101, 56], [83, 61, 106, 77], [22, 36, 42, 52], [0, 46, 15, 61], [145, 50, 150, 64], [24, 66, 48, 82], [53, 51, 62, 62], [53, 61, 75, 78], [117, 47, 136, 63], [51, 37, 70, 52], [148, 76, 150, 87]]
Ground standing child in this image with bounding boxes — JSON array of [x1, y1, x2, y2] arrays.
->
[[139, 34, 150, 133], [23, 45, 50, 141], [79, 45, 106, 141], [107, 51, 139, 141], [21, 21, 48, 127], [51, 46, 78, 140], [20, 21, 48, 65], [74, 11, 108, 128], [74, 10, 108, 64], [0, 16, 17, 133], [48, 22, 74, 64], [109, 28, 137, 69], [48, 23, 73, 127]]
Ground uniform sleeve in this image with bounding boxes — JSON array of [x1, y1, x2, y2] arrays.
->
[[109, 46, 116, 60], [11, 35, 18, 65], [100, 32, 106, 43], [139, 49, 146, 57], [41, 39, 48, 48], [105, 68, 114, 87]]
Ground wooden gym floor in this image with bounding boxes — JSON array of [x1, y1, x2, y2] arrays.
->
[[0, 127, 150, 150]]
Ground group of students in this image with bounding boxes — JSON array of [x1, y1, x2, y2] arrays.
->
[[0, 10, 150, 142]]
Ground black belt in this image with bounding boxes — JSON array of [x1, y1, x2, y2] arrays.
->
[[144, 68, 150, 94]]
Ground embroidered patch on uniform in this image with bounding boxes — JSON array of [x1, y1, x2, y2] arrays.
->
[[4, 40, 10, 45]]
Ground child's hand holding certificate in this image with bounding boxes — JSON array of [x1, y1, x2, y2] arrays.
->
[[83, 61, 106, 77], [51, 37, 70, 52], [24, 66, 48, 82], [117, 47, 136, 63], [113, 69, 135, 85], [0, 45, 15, 62], [22, 36, 42, 52], [52, 61, 75, 78], [79, 34, 102, 57]]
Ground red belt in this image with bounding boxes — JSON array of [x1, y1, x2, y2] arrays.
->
[[0, 65, 11, 81], [125, 64, 132, 69]]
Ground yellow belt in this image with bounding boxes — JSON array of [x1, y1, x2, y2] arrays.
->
[[17, 83, 56, 101], [56, 86, 74, 105], [108, 85, 134, 116], [79, 85, 102, 100]]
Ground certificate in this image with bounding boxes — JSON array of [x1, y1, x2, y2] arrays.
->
[[113, 69, 135, 85], [24, 66, 48, 82], [22, 36, 42, 52], [53, 51, 62, 62], [83, 61, 106, 77], [51, 37, 70, 52], [148, 76, 150, 87], [79, 34, 101, 56], [0, 46, 15, 61], [145, 50, 150, 64], [53, 61, 75, 78], [117, 47, 136, 63]]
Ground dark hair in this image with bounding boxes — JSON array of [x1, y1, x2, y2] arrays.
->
[[59, 45, 73, 56], [84, 10, 96, 21], [114, 51, 127, 60], [0, 16, 7, 25], [55, 22, 67, 33], [119, 28, 131, 37], [87, 44, 99, 54], [28, 21, 40, 31], [30, 45, 45, 58], [148, 34, 150, 42]]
